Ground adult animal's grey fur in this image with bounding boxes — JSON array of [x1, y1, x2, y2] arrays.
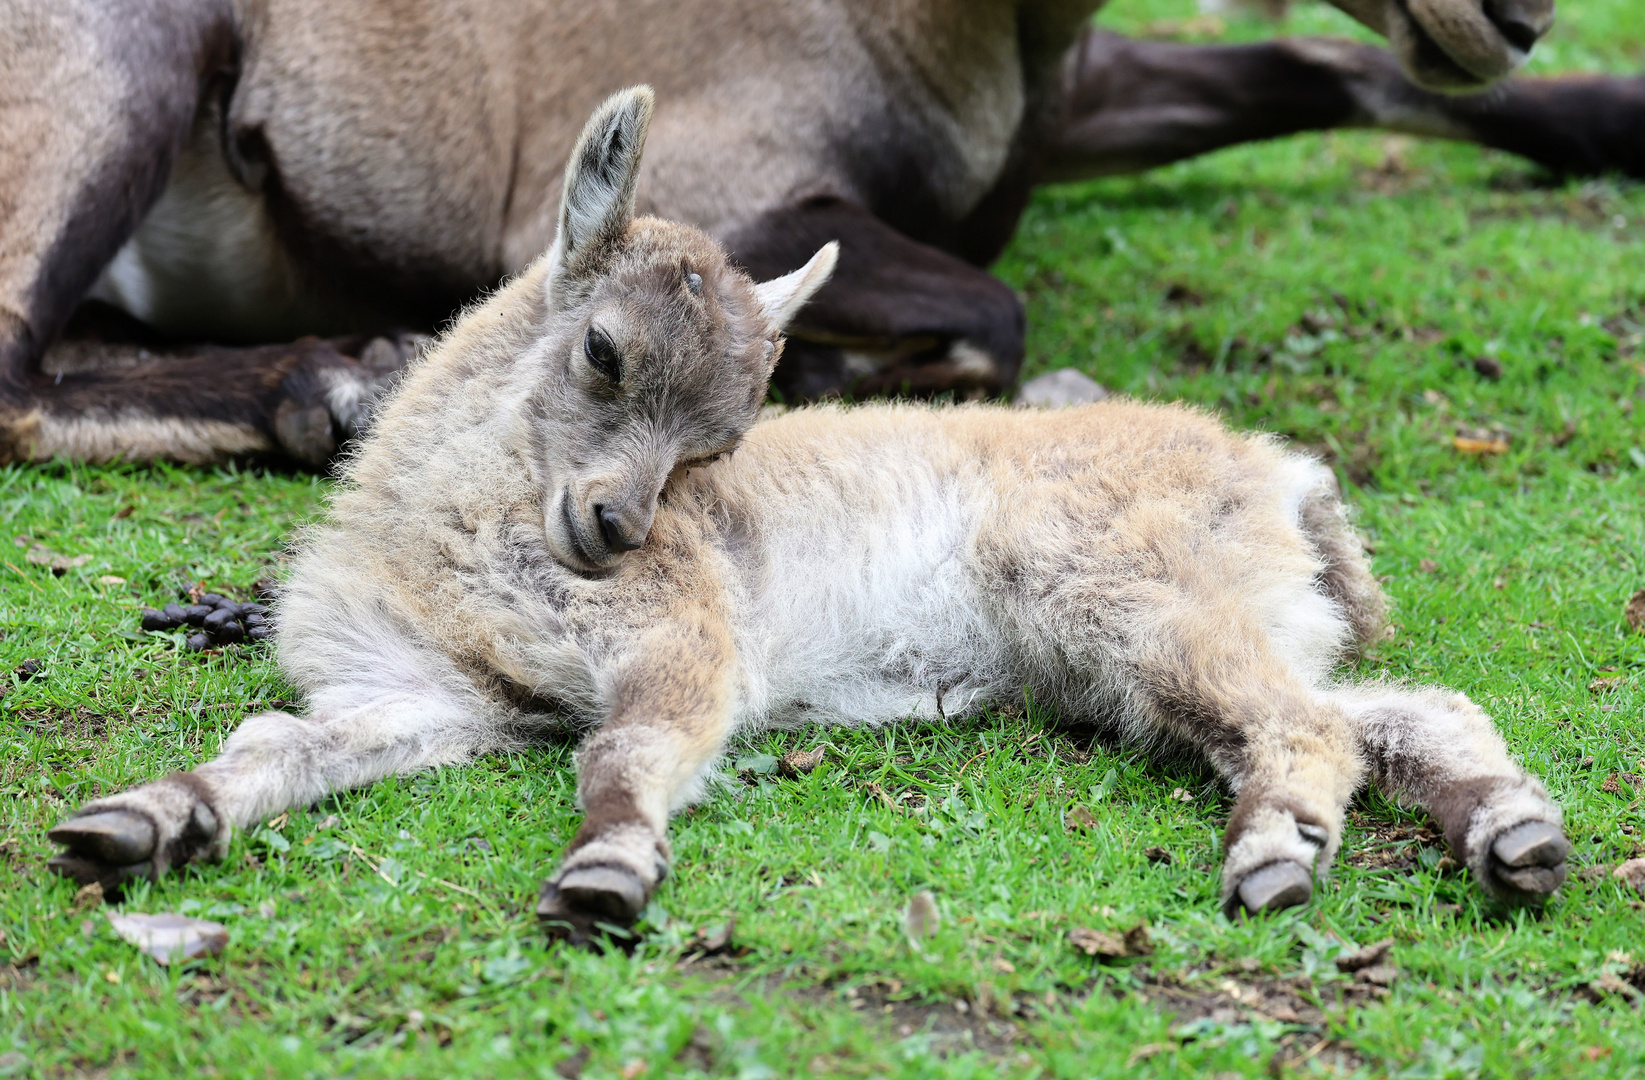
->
[[4, 0, 1641, 465]]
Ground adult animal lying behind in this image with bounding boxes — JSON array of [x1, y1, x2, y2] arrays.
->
[[46, 89, 1572, 934], [3, 0, 1643, 466]]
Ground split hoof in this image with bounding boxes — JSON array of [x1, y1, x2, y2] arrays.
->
[[48, 810, 156, 866], [45, 852, 156, 890], [1236, 860, 1314, 916], [537, 866, 647, 948], [1487, 820, 1570, 901], [557, 865, 647, 922]]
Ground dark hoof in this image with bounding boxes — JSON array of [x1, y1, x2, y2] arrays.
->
[[536, 867, 647, 948], [46, 852, 156, 890], [1488, 821, 1570, 900], [1236, 861, 1314, 915], [48, 810, 156, 865], [557, 866, 646, 922]]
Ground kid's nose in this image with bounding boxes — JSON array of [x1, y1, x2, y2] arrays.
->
[[596, 504, 646, 552]]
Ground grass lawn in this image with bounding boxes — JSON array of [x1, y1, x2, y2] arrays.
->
[[3, 2, 1644, 1076]]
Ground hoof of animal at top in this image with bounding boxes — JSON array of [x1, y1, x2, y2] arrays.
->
[[48, 810, 157, 866], [1236, 860, 1314, 916], [537, 866, 647, 946], [1487, 820, 1570, 900]]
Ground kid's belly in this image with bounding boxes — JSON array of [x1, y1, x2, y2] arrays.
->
[[727, 489, 1018, 728]]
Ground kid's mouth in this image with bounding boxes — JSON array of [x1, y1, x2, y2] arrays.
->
[[559, 490, 608, 570]]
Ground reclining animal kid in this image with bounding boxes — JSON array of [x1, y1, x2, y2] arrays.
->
[[47, 88, 1570, 933]]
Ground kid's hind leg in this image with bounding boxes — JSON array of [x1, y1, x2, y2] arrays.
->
[[1105, 616, 1366, 917], [48, 668, 489, 889], [1331, 685, 1569, 903], [537, 617, 735, 943]]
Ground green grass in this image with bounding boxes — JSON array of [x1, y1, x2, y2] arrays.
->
[[4, 3, 1645, 1076]]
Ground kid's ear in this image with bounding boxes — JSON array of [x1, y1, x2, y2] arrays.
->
[[753, 242, 838, 333], [553, 85, 654, 278]]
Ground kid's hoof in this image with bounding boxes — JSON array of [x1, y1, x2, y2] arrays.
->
[[1487, 820, 1570, 900], [45, 852, 156, 889], [1236, 861, 1313, 915], [48, 810, 156, 866], [536, 867, 646, 948], [557, 866, 647, 922]]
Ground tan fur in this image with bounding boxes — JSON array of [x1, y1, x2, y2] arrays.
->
[[51, 89, 1564, 926]]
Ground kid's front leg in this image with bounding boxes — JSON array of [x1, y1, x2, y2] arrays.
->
[[537, 618, 735, 942]]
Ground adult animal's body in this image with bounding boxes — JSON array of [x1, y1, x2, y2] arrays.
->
[[46, 91, 1570, 930], [3, 0, 1637, 465]]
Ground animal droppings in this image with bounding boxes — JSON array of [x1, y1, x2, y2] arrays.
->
[[141, 592, 270, 651]]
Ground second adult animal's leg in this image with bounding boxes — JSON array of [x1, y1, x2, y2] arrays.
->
[[1331, 684, 1569, 901], [719, 198, 1025, 401], [1045, 31, 1645, 182], [0, 1, 423, 465]]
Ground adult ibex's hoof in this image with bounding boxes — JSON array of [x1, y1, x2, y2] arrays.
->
[[1486, 820, 1570, 901], [1235, 860, 1313, 915], [537, 866, 646, 948]]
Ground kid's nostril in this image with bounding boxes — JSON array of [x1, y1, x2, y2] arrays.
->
[[598, 506, 642, 552], [1493, 16, 1540, 53]]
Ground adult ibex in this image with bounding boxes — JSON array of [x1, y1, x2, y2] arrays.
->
[[1, 0, 1637, 466], [47, 90, 1571, 930]]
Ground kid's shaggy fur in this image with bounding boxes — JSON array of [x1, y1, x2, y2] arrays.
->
[[47, 88, 1570, 932]]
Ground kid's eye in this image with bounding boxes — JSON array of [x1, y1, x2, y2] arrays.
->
[[584, 327, 622, 382]]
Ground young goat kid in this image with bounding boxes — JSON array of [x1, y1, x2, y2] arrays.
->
[[49, 88, 1570, 930]]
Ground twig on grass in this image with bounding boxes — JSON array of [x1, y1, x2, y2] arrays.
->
[[3, 560, 46, 595], [347, 843, 494, 906]]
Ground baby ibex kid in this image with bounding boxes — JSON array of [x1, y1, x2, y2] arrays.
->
[[48, 88, 1569, 933]]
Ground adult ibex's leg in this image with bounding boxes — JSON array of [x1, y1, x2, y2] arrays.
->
[[47, 650, 492, 889], [719, 197, 1024, 401], [0, 1, 409, 465], [1044, 30, 1645, 181], [537, 617, 736, 941], [1331, 684, 1569, 903]]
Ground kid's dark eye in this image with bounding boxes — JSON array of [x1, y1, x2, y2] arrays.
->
[[584, 327, 622, 382]]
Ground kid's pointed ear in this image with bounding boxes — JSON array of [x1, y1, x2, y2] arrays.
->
[[752, 242, 838, 333], [553, 85, 654, 276]]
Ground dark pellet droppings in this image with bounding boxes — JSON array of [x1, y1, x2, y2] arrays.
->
[[15, 659, 44, 680], [197, 593, 226, 607], [243, 613, 266, 628], [162, 603, 189, 623], [202, 607, 241, 634], [241, 603, 268, 617], [186, 633, 210, 652], [183, 605, 213, 626], [247, 625, 274, 641], [140, 608, 177, 631]]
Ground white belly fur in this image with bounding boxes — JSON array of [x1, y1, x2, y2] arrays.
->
[[88, 109, 373, 343]]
